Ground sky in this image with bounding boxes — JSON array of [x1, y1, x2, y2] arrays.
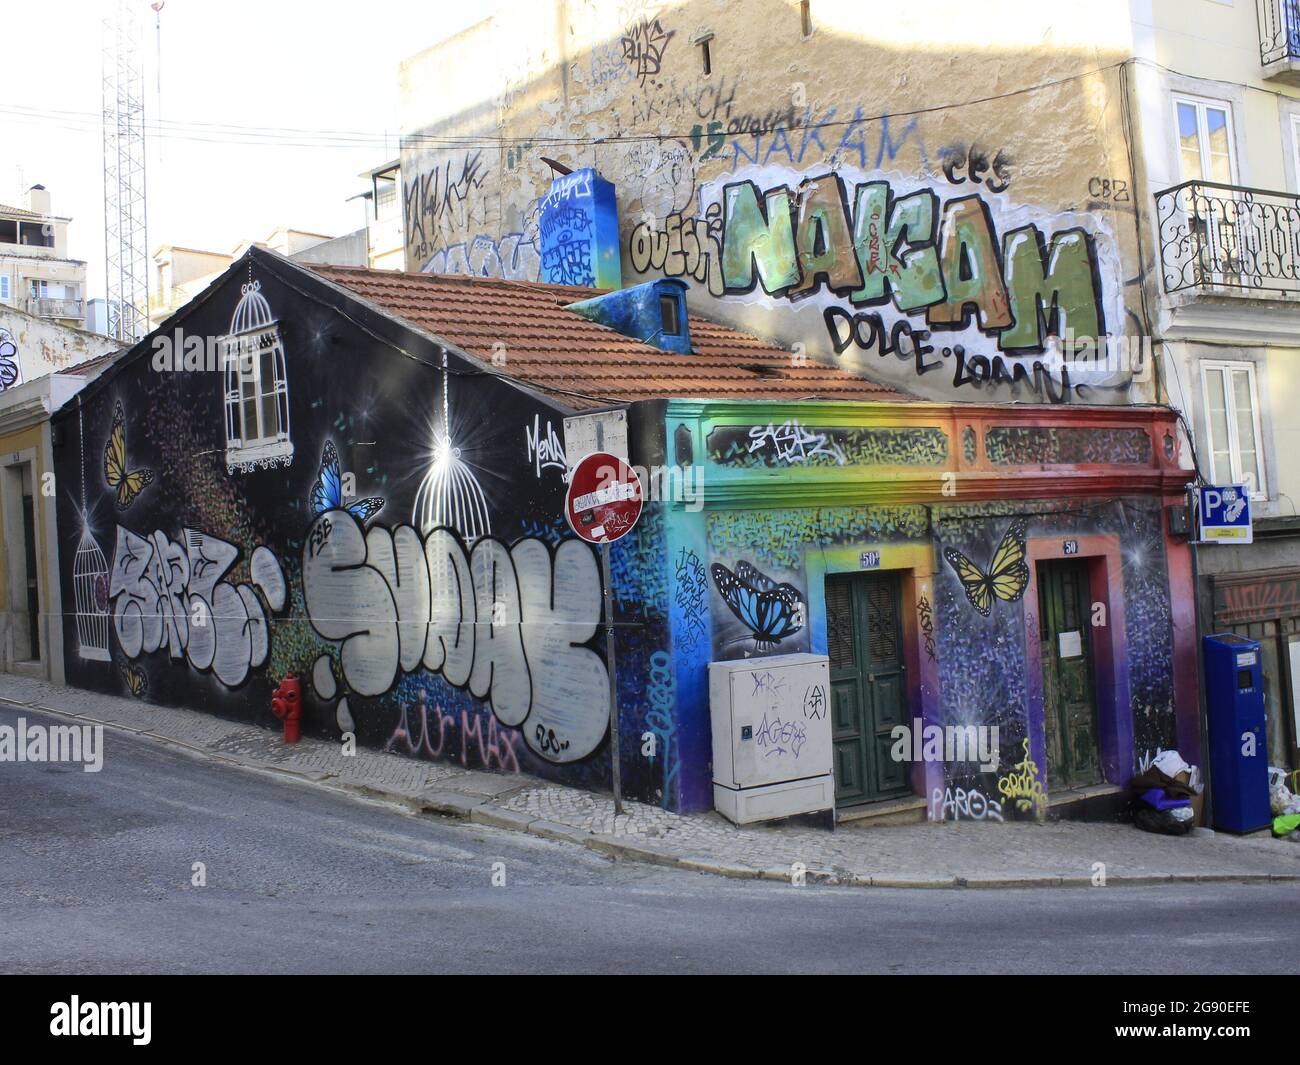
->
[[1, 0, 500, 302]]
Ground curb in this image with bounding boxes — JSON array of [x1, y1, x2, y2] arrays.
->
[[5, 693, 1299, 891]]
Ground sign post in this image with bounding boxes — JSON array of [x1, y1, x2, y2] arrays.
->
[[565, 451, 644, 816], [600, 544, 619, 813]]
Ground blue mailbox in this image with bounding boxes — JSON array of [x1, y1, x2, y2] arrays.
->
[[1203, 633, 1271, 833]]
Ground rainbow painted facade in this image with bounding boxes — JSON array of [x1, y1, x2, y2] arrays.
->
[[628, 398, 1197, 816]]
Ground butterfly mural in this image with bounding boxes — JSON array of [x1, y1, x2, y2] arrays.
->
[[0, 329, 20, 392], [120, 663, 148, 699], [943, 519, 1031, 617], [103, 401, 155, 509], [310, 439, 385, 524], [711, 560, 804, 650]]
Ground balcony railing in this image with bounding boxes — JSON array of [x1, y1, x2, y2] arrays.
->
[[1154, 181, 1300, 297], [1258, 0, 1300, 66], [27, 297, 84, 319]]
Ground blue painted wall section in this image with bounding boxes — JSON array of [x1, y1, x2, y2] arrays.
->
[[538, 168, 622, 289], [567, 279, 692, 354], [637, 399, 1196, 816]]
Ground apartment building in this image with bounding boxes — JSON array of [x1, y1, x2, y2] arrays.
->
[[350, 160, 404, 270], [1129, 0, 1300, 768], [0, 185, 86, 330], [148, 228, 355, 330], [389, 0, 1299, 784]]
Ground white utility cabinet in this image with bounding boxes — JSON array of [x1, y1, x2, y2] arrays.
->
[[709, 653, 834, 824]]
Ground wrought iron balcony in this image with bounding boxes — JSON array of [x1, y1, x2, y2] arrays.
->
[[1155, 181, 1300, 297], [1259, 0, 1300, 71], [27, 297, 84, 319]]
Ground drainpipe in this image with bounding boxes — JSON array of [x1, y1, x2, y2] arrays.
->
[[1189, 518, 1214, 827]]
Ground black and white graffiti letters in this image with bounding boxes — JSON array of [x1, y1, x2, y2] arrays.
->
[[110, 526, 283, 688], [300, 510, 609, 763], [526, 414, 567, 479], [747, 419, 846, 466]]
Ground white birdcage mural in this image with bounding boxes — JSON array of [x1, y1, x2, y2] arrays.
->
[[413, 433, 492, 539], [72, 405, 110, 661], [222, 279, 293, 474], [413, 358, 491, 539], [73, 526, 111, 661]]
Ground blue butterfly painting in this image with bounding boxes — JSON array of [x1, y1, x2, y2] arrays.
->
[[711, 560, 804, 650], [310, 440, 385, 524]]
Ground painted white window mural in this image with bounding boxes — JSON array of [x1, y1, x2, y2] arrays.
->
[[222, 280, 293, 473]]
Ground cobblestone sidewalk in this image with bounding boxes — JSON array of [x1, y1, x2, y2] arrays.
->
[[4, 673, 1298, 888]]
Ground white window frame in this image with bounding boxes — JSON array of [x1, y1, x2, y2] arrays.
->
[[1172, 94, 1239, 185], [230, 332, 282, 449], [1200, 359, 1268, 499], [0, 276, 9, 301], [1290, 114, 1300, 194]]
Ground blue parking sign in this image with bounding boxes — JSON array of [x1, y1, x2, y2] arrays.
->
[[1198, 485, 1252, 544]]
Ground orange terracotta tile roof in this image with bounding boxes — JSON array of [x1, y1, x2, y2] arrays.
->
[[309, 265, 908, 410]]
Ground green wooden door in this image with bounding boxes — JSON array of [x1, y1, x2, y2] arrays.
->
[[1037, 559, 1101, 789], [827, 572, 910, 806]]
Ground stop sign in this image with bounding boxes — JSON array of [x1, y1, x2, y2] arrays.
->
[[565, 452, 643, 545]]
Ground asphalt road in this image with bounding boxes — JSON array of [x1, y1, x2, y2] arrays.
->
[[2, 704, 1297, 975]]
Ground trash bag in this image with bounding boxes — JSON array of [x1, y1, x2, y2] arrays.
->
[[1273, 812, 1300, 838], [1270, 784, 1300, 817], [1133, 802, 1195, 836]]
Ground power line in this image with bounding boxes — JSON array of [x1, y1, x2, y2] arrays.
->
[[0, 59, 1129, 153]]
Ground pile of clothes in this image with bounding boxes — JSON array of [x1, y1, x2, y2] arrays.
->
[[1269, 768, 1300, 840], [1130, 750, 1201, 836]]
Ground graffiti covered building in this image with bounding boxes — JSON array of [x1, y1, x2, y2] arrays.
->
[[52, 247, 896, 803], [50, 247, 1197, 816], [398, 0, 1151, 407], [53, 249, 632, 792], [653, 397, 1197, 816]]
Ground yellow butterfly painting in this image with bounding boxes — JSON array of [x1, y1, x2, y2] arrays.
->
[[121, 663, 147, 698], [943, 519, 1030, 617], [104, 400, 155, 510]]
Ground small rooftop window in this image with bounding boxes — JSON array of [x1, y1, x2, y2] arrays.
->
[[660, 293, 682, 337]]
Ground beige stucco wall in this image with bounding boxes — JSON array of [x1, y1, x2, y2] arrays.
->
[[399, 0, 1152, 404], [1266, 345, 1300, 509], [0, 305, 118, 393]]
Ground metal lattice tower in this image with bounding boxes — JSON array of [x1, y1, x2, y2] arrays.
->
[[102, 0, 149, 342]]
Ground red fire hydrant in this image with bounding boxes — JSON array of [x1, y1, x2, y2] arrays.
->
[[271, 673, 302, 744]]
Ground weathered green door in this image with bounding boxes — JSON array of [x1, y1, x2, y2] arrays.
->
[[1037, 559, 1102, 788], [827, 572, 910, 806]]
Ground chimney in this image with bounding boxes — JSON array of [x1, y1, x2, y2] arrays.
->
[[537, 167, 621, 290], [567, 278, 693, 354], [25, 184, 50, 216]]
